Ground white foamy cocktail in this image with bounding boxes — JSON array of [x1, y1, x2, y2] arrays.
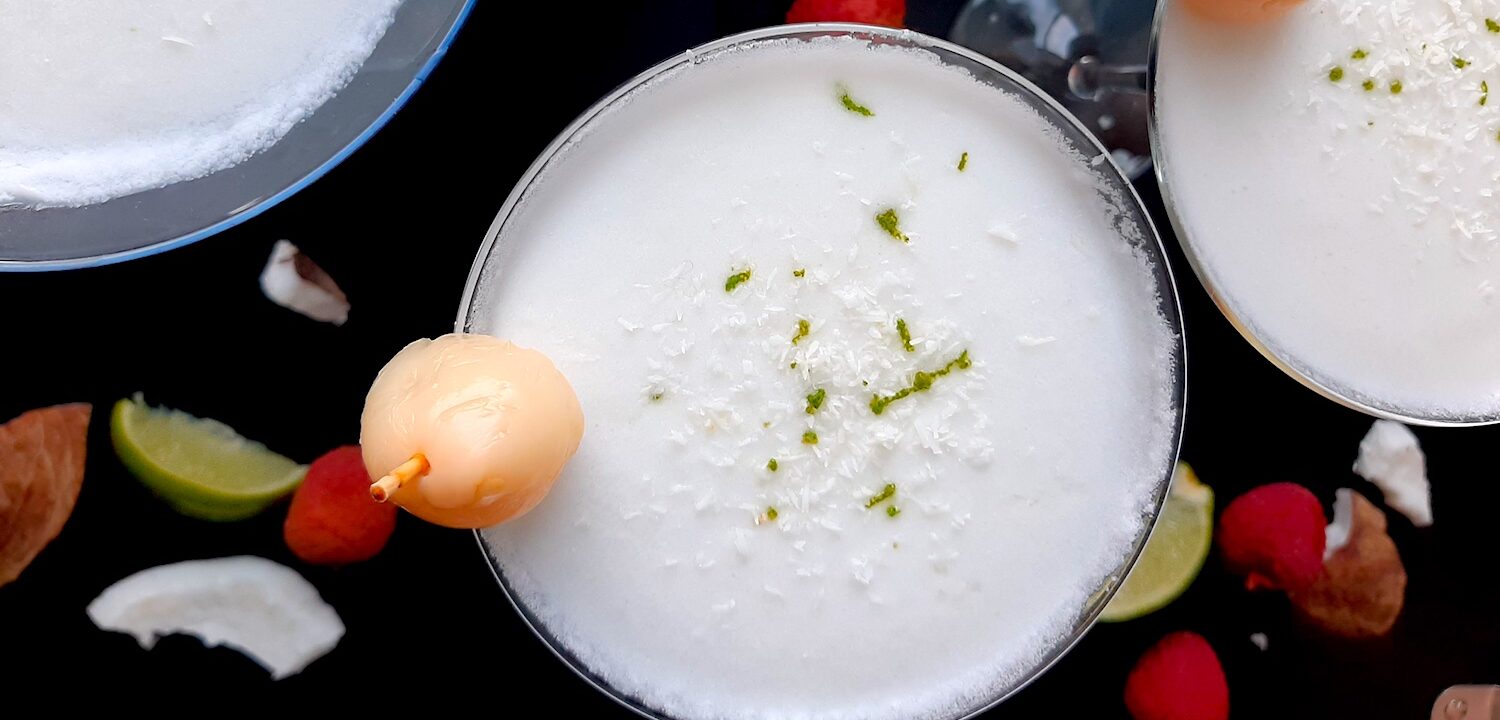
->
[[1157, 0, 1500, 418], [472, 34, 1179, 720]]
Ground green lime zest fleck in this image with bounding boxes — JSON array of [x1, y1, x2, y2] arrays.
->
[[896, 318, 916, 352], [767, 458, 778, 472], [1454, 57, 1471, 70], [1329, 66, 1344, 82], [1351, 48, 1368, 60], [725, 268, 752, 292], [650, 392, 665, 402], [868, 350, 973, 415], [957, 151, 969, 172], [805, 388, 826, 415], [793, 268, 806, 278], [865, 483, 897, 509], [767, 506, 779, 521], [886, 505, 901, 518], [1483, 80, 1490, 106], [839, 88, 875, 117], [1390, 79, 1403, 94], [1361, 78, 1375, 91], [876, 208, 909, 243], [802, 430, 819, 445], [791, 318, 811, 346], [790, 362, 798, 369], [1489, 17, 1500, 32]]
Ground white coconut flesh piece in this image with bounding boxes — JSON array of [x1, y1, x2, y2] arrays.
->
[[259, 240, 350, 326], [87, 556, 344, 679], [1352, 420, 1433, 527], [1324, 488, 1354, 560]]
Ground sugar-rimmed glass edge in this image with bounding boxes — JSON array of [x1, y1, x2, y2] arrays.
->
[[458, 22, 1187, 719]]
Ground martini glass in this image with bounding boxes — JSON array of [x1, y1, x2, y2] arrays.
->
[[950, 0, 1153, 178], [459, 23, 1187, 720]]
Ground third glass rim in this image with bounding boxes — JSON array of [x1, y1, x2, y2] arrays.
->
[[1145, 0, 1500, 427]]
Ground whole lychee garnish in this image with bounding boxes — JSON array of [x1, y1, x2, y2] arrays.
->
[[1124, 631, 1229, 720], [285, 445, 396, 565], [786, 0, 906, 28], [1217, 482, 1326, 592]]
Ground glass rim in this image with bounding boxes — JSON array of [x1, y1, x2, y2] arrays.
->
[[1146, 1, 1499, 427], [0, 0, 478, 273], [458, 22, 1188, 719]]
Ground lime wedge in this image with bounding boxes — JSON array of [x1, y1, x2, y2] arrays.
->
[[1100, 462, 1214, 622], [110, 395, 305, 521]]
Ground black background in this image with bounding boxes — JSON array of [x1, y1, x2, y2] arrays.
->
[[1, 1, 1495, 716]]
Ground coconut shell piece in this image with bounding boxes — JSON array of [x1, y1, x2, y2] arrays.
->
[[1291, 490, 1406, 638], [0, 403, 91, 587], [259, 240, 350, 325]]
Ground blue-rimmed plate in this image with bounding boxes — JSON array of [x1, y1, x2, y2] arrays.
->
[[0, 0, 475, 271]]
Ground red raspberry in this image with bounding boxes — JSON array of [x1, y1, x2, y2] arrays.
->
[[284, 445, 397, 565], [1124, 631, 1230, 720], [1217, 482, 1326, 592], [786, 0, 906, 28]]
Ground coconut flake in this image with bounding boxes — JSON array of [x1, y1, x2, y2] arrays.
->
[[1249, 632, 1269, 651], [259, 240, 350, 325], [1352, 420, 1432, 527], [1324, 488, 1355, 559], [87, 556, 344, 679]]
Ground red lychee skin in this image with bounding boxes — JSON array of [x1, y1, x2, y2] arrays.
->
[[786, 0, 906, 28], [1124, 631, 1230, 720], [285, 445, 397, 565], [1217, 482, 1326, 592]]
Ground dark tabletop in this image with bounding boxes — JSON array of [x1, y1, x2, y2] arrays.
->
[[2, 1, 1494, 716]]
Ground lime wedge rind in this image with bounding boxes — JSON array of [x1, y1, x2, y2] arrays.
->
[[111, 397, 306, 522], [1100, 462, 1214, 622]]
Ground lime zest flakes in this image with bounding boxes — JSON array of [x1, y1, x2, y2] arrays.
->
[[1489, 17, 1500, 33], [792, 268, 806, 278], [767, 506, 779, 521], [650, 392, 665, 403], [725, 268, 752, 292], [767, 458, 779, 472], [1351, 48, 1368, 60], [791, 318, 811, 345], [1454, 56, 1471, 70], [838, 87, 875, 117], [865, 483, 896, 509], [869, 350, 973, 415], [1329, 66, 1345, 82], [805, 388, 826, 415], [876, 208, 909, 243], [1483, 80, 1490, 106], [886, 505, 901, 518], [957, 151, 969, 172], [801, 430, 819, 445], [1390, 79, 1403, 94], [895, 318, 916, 352], [1362, 78, 1376, 92]]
